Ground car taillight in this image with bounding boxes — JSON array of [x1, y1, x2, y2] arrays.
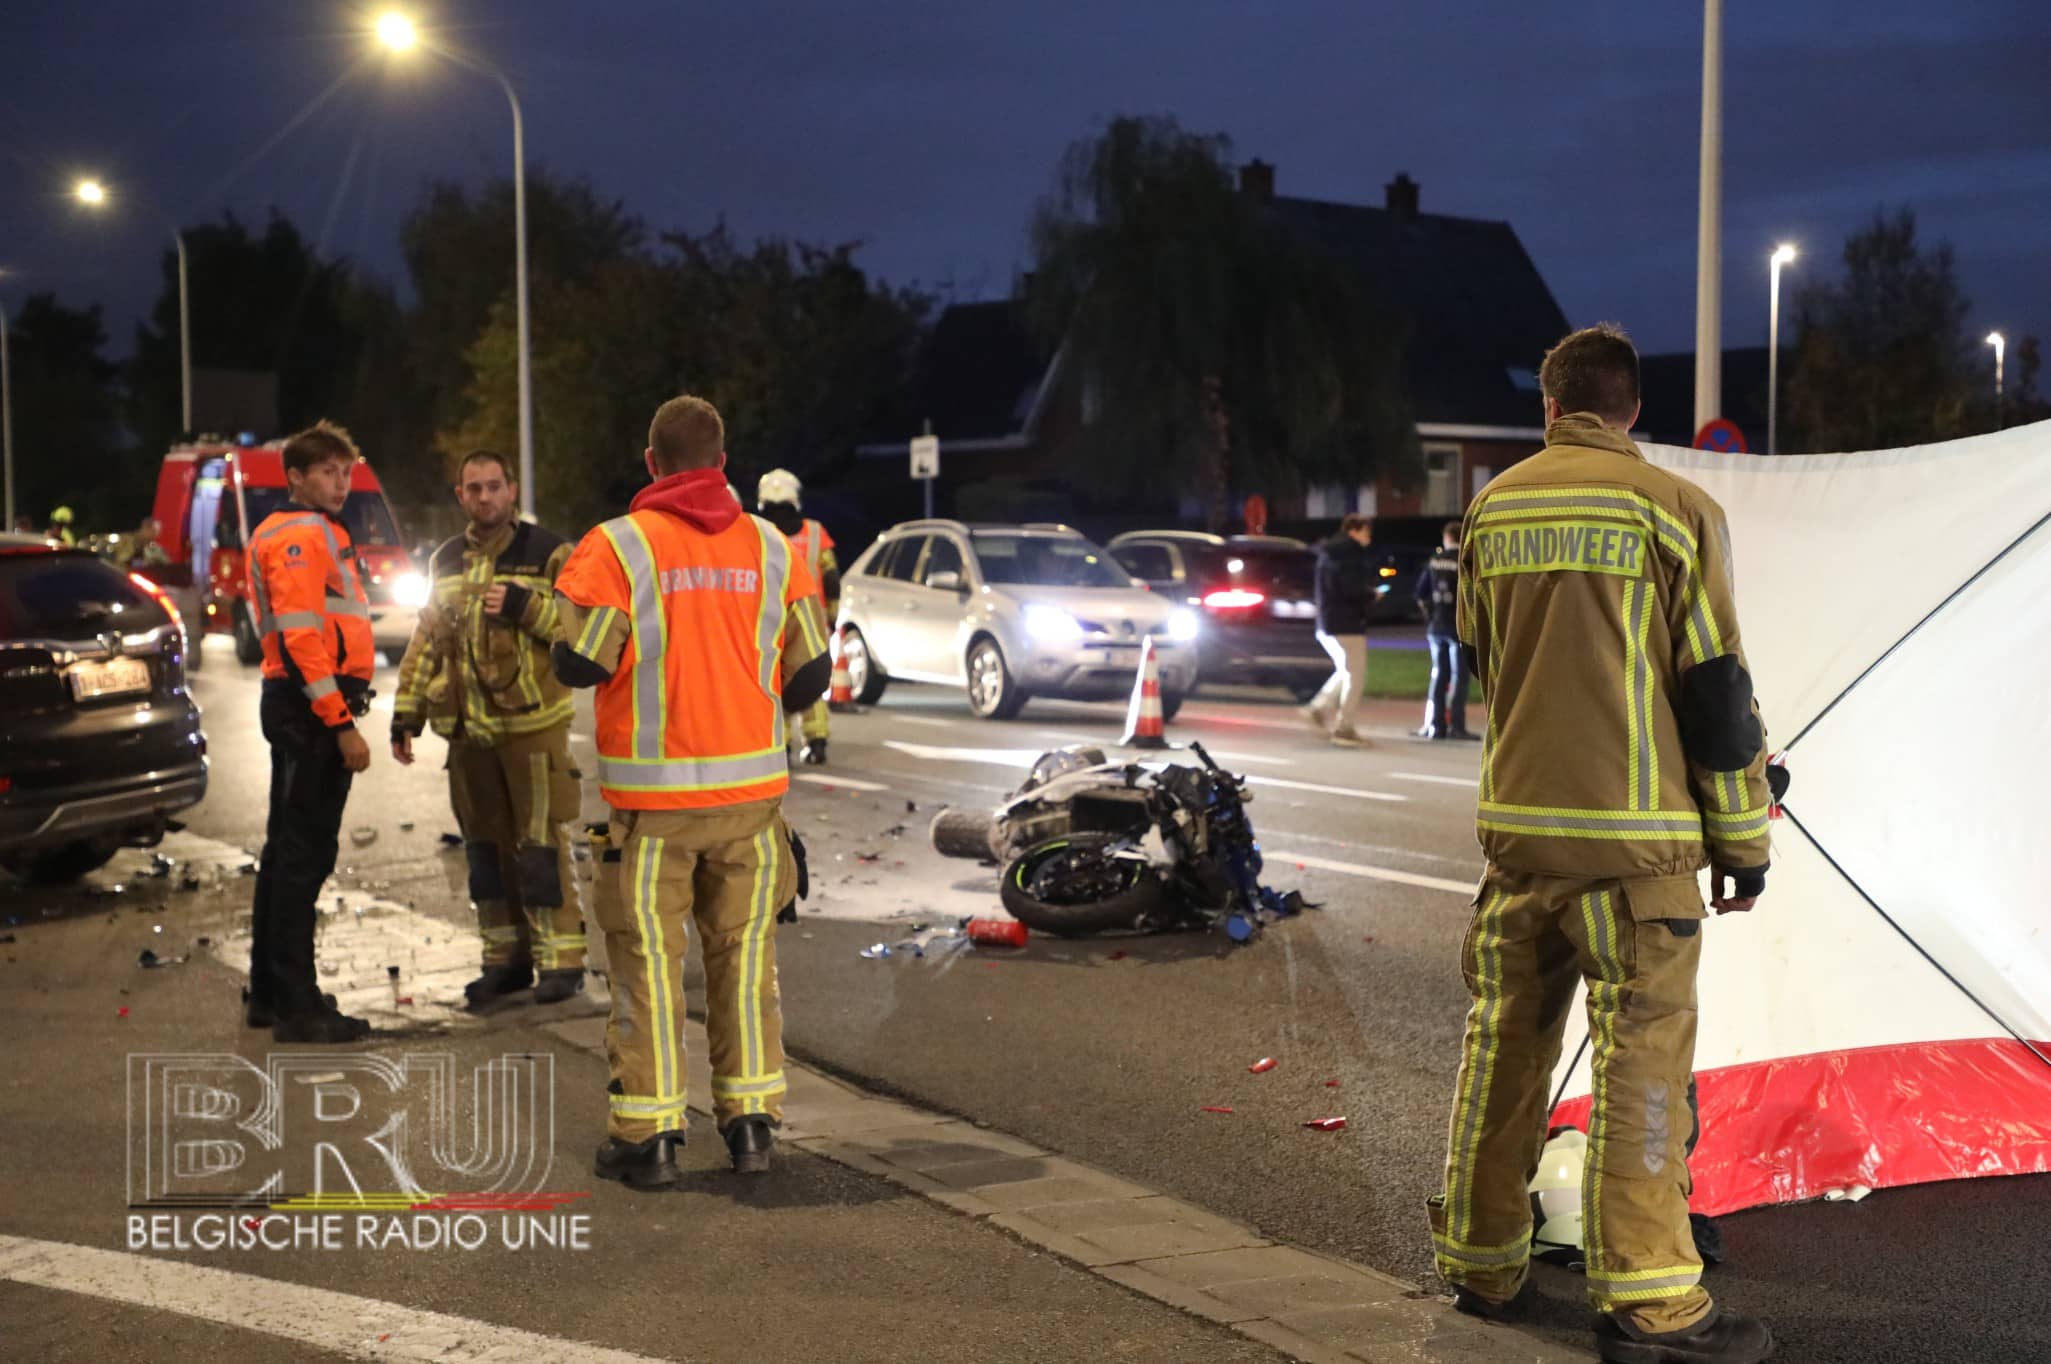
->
[[130, 573, 187, 649], [1203, 588, 1267, 611]]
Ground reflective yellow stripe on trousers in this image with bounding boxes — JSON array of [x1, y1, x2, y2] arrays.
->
[[1440, 888, 1513, 1267]]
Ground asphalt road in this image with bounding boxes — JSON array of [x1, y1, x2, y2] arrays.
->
[[5, 634, 2046, 1364]]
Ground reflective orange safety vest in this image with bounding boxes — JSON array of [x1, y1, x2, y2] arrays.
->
[[787, 519, 834, 600], [249, 505, 375, 728], [557, 509, 816, 810]]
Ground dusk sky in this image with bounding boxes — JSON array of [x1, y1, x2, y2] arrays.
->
[[4, 0, 2046, 384]]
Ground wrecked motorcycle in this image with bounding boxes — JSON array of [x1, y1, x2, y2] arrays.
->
[[929, 742, 1314, 941]]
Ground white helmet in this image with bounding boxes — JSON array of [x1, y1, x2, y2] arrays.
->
[[1528, 1127, 1587, 1261], [757, 468, 802, 509]]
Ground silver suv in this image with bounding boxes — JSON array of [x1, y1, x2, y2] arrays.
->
[[837, 521, 1199, 720]]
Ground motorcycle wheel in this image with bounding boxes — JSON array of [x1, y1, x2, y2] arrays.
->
[[1000, 832, 1167, 937]]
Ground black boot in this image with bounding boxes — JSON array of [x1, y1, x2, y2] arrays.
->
[[245, 987, 336, 1029], [532, 969, 585, 1005], [272, 1007, 372, 1044], [1451, 1279, 1530, 1323], [725, 1116, 776, 1175], [800, 740, 828, 767], [1597, 1306, 1773, 1364], [594, 1131, 685, 1191], [463, 963, 534, 1011]]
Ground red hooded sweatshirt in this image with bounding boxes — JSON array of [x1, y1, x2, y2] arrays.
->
[[629, 468, 744, 535]]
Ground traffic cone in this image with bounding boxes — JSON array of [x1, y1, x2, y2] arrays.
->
[[827, 625, 860, 713], [1120, 635, 1169, 749]]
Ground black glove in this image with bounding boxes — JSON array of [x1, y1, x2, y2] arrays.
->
[[1711, 865, 1766, 902], [1767, 764, 1791, 803]]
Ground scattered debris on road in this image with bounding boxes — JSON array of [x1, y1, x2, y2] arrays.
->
[[440, 833, 463, 848], [1201, 1105, 1235, 1114], [399, 822, 415, 832], [1249, 1056, 1277, 1074], [349, 827, 378, 847], [859, 943, 892, 959], [1303, 1117, 1347, 1131]]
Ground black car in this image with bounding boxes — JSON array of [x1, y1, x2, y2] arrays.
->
[[1109, 532, 1331, 700], [0, 535, 207, 883]]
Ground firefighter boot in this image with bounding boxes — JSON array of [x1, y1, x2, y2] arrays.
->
[[533, 968, 585, 1005], [463, 963, 534, 1011], [594, 1131, 685, 1191], [725, 1117, 776, 1175], [1596, 1306, 1773, 1364], [800, 740, 827, 767]]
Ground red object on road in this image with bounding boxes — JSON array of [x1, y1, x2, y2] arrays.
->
[[1303, 1116, 1347, 1131], [1325, 1079, 1341, 1088], [965, 917, 1028, 947], [1249, 1056, 1277, 1074], [1201, 1106, 1235, 1114]]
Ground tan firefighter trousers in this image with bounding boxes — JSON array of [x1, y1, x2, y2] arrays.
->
[[448, 724, 589, 973], [1431, 868, 1713, 1335], [591, 798, 795, 1143]]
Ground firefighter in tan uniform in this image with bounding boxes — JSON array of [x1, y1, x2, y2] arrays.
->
[[756, 469, 838, 766], [392, 450, 588, 1009], [1430, 326, 1776, 1364], [553, 396, 831, 1188]]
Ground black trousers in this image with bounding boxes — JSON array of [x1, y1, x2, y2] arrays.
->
[[1424, 631, 1470, 734], [249, 684, 354, 1017]]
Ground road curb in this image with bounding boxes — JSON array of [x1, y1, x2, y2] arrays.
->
[[539, 1015, 1590, 1363]]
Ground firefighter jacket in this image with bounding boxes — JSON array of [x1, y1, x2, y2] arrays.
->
[[789, 518, 839, 610], [1459, 413, 1772, 881], [392, 520, 573, 746], [552, 468, 831, 812], [249, 502, 375, 729]]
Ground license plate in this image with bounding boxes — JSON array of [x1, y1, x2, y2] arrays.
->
[[68, 656, 152, 702]]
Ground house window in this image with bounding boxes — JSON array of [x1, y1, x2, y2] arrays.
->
[[1422, 443, 1461, 516]]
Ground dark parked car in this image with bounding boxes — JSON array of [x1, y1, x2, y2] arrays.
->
[[0, 535, 207, 883], [1108, 532, 1332, 700]]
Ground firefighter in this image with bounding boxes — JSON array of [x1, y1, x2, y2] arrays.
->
[[46, 505, 76, 546], [755, 468, 838, 766], [1429, 325, 1775, 1364], [244, 421, 376, 1043], [391, 450, 588, 1010], [553, 396, 830, 1187]]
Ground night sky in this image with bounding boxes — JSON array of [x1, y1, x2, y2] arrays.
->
[[4, 0, 2047, 376]]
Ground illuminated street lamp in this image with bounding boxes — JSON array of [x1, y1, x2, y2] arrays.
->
[[375, 11, 534, 518], [1768, 244, 1796, 456], [77, 178, 191, 436], [1986, 331, 2005, 404]]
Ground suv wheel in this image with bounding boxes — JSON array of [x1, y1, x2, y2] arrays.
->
[[967, 638, 1027, 720], [841, 626, 888, 704], [232, 603, 264, 665]]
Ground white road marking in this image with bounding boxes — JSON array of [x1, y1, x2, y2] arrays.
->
[[794, 772, 890, 792], [884, 714, 962, 730], [1247, 775, 1407, 804], [883, 740, 1044, 768], [1199, 750, 1289, 767], [1390, 771, 1481, 789], [1267, 851, 1474, 897], [0, 1235, 663, 1363]]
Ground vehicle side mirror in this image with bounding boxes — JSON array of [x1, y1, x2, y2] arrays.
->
[[926, 570, 965, 594], [213, 520, 241, 550]]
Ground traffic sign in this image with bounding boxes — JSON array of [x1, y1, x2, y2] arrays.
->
[[909, 434, 940, 480], [1693, 418, 1748, 454]]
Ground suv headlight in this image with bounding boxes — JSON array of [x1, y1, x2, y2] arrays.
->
[[1023, 604, 1084, 644], [393, 571, 431, 608], [1165, 608, 1200, 643]]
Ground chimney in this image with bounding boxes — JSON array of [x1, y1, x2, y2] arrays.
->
[[1239, 158, 1275, 203], [1385, 172, 1419, 223]]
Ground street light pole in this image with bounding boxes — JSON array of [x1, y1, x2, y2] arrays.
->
[[174, 230, 192, 436], [1768, 245, 1795, 457], [1986, 331, 2005, 407], [1, 299, 13, 530], [1693, 0, 1723, 433]]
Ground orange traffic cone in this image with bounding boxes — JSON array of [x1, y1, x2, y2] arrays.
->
[[827, 625, 859, 713], [1120, 635, 1169, 749]]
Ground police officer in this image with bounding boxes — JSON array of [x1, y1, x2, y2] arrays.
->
[[392, 450, 588, 1010], [1429, 325, 1774, 1363], [554, 396, 830, 1187], [245, 421, 376, 1043], [755, 469, 839, 766], [1415, 521, 1477, 741]]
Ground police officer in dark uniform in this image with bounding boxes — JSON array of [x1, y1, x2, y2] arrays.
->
[[1416, 521, 1478, 740]]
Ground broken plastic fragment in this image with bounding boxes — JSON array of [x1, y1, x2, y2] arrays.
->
[[440, 832, 464, 848], [1303, 1116, 1347, 1131], [386, 965, 400, 979], [138, 949, 160, 968], [1201, 1105, 1235, 1114], [1249, 1057, 1277, 1074], [1324, 1079, 1341, 1088], [905, 800, 919, 814], [859, 943, 891, 959], [399, 822, 415, 832], [395, 996, 413, 1006], [117, 1007, 129, 1018]]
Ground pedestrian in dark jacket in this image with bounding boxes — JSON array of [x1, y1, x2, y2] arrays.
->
[[1416, 521, 1478, 740], [1303, 514, 1376, 745]]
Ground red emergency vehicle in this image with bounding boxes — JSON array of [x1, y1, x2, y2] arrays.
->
[[148, 437, 425, 664]]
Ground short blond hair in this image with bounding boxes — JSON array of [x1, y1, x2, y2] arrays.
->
[[648, 395, 725, 473]]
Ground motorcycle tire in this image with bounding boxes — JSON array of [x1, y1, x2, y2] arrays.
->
[[1000, 832, 1168, 937], [930, 807, 1002, 862]]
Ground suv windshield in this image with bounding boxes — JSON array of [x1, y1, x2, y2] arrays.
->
[[0, 550, 169, 639], [243, 487, 402, 548], [972, 533, 1132, 589]]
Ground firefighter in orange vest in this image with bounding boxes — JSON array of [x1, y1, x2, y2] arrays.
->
[[553, 395, 831, 1187], [756, 468, 838, 766], [245, 420, 377, 1043]]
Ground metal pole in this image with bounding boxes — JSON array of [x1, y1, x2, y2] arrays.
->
[[1767, 254, 1784, 457], [921, 417, 934, 519], [1, 301, 13, 530], [175, 231, 192, 436], [1692, 0, 1723, 433], [497, 70, 535, 520]]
